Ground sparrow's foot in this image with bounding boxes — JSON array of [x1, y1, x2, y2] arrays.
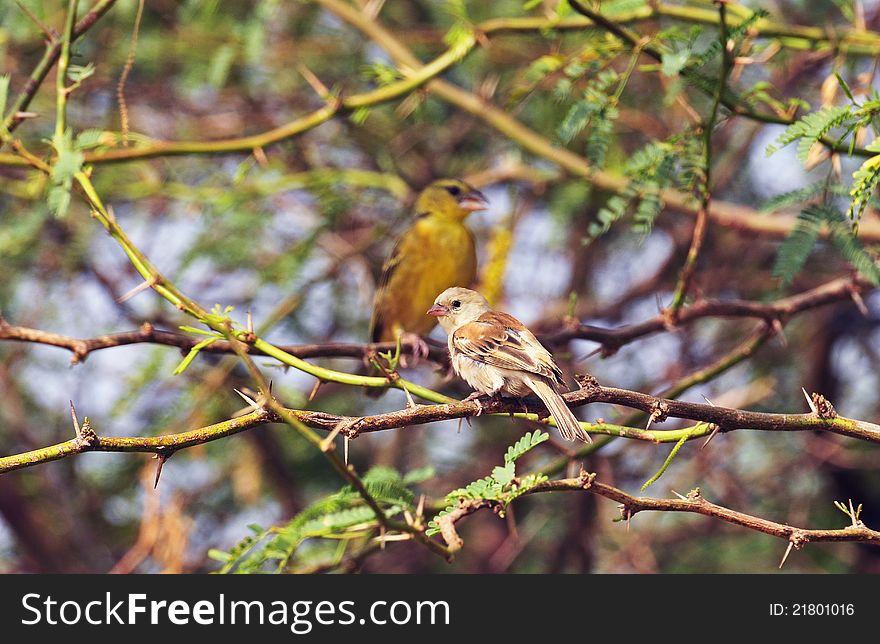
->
[[462, 391, 485, 416], [462, 391, 500, 416]]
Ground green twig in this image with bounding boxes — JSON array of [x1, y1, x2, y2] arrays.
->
[[1, 0, 117, 144], [53, 0, 79, 145], [640, 424, 707, 490], [0, 408, 274, 474], [205, 307, 454, 562], [669, 2, 731, 316]]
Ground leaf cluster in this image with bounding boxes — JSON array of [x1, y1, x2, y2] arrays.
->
[[210, 465, 433, 573], [426, 430, 550, 535]]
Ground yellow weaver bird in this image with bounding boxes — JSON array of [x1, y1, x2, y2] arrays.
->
[[369, 178, 488, 371]]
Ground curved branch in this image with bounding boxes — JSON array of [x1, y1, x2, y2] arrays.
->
[[439, 474, 880, 553], [0, 26, 474, 166], [546, 274, 873, 352], [480, 8, 880, 57], [0, 319, 449, 364]]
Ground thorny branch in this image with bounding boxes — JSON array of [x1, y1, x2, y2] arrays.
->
[[0, 319, 449, 365], [1, 274, 870, 361], [434, 473, 880, 554], [3, 0, 880, 569], [6, 401, 876, 563], [2, 370, 878, 476], [544, 275, 873, 353]]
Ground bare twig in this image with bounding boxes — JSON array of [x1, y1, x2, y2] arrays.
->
[[0, 275, 868, 362], [668, 2, 730, 317]]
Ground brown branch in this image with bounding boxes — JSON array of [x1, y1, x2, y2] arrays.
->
[[435, 498, 491, 553], [545, 275, 873, 353], [3, 373, 878, 476], [0, 318, 448, 365], [440, 474, 880, 552], [1, 275, 869, 362]]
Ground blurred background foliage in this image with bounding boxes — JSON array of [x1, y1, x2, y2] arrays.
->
[[1, 0, 879, 573]]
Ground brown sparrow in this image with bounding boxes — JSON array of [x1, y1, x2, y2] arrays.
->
[[427, 287, 591, 443]]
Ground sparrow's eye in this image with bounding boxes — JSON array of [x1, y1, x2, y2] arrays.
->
[[445, 185, 461, 197], [451, 299, 461, 309]]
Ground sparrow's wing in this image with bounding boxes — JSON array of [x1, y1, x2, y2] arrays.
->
[[452, 311, 564, 384]]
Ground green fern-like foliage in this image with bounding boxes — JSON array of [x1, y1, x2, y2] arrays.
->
[[658, 9, 766, 107], [759, 182, 851, 213], [210, 465, 432, 573], [772, 205, 826, 286], [761, 90, 880, 230], [591, 134, 698, 240], [47, 128, 85, 219], [426, 430, 550, 536], [504, 429, 550, 463], [557, 69, 621, 169], [829, 223, 880, 284], [772, 204, 880, 286], [765, 105, 853, 162], [847, 140, 880, 226], [683, 9, 768, 72]]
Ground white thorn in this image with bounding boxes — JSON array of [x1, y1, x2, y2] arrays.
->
[[850, 288, 869, 317], [69, 400, 80, 435], [779, 541, 794, 569], [701, 424, 721, 449], [402, 383, 417, 409], [802, 387, 818, 415], [233, 388, 259, 410], [117, 277, 154, 303]]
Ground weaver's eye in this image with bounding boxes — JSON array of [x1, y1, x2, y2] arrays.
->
[[451, 300, 461, 309], [446, 185, 461, 196]]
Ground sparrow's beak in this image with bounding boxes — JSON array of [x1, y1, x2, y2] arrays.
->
[[457, 189, 488, 212], [426, 304, 448, 317]]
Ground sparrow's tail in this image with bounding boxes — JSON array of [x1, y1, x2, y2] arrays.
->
[[526, 378, 592, 443]]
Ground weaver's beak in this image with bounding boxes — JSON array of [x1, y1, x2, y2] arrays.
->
[[426, 304, 448, 317], [457, 189, 488, 212]]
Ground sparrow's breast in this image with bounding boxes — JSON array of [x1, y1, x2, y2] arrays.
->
[[452, 352, 505, 395]]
